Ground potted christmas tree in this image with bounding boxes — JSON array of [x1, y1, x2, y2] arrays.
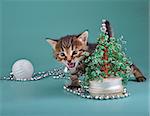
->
[[83, 20, 132, 96]]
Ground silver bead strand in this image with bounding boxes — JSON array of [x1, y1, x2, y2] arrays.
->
[[64, 86, 130, 100]]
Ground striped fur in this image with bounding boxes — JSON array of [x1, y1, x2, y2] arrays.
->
[[46, 31, 88, 74]]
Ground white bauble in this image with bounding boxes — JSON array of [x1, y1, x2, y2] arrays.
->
[[12, 59, 34, 80]]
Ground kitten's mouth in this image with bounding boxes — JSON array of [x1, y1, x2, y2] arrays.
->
[[67, 62, 76, 68]]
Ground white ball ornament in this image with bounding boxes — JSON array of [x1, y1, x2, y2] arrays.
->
[[12, 59, 34, 80]]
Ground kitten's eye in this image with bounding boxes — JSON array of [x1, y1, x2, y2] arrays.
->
[[72, 51, 78, 56], [79, 49, 84, 52], [60, 52, 65, 57]]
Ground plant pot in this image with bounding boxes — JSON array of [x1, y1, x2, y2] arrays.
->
[[89, 77, 123, 96]]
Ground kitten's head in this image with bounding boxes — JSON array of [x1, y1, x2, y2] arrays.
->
[[46, 31, 88, 70]]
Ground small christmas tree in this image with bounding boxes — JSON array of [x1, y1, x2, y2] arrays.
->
[[83, 20, 132, 86]]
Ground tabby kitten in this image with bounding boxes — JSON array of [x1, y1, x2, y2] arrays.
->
[[46, 30, 146, 89]]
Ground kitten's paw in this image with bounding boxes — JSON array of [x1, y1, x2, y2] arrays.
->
[[67, 85, 81, 90], [136, 76, 146, 82]]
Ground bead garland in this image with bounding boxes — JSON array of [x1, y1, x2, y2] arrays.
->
[[0, 66, 70, 81], [64, 85, 130, 100], [0, 66, 130, 100]]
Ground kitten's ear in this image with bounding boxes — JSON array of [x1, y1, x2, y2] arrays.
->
[[46, 38, 58, 49], [78, 30, 88, 45]]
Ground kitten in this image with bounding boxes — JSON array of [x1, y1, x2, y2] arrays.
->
[[46, 31, 146, 89]]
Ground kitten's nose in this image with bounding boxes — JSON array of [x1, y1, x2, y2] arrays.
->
[[67, 60, 72, 63], [67, 56, 72, 63]]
